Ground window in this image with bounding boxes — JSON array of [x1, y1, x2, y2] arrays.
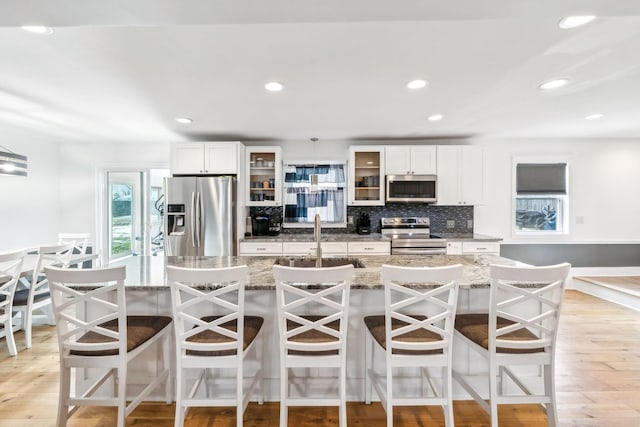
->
[[282, 161, 347, 228], [514, 162, 568, 234]]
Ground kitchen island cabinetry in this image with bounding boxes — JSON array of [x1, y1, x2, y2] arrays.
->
[[171, 141, 240, 175], [385, 145, 437, 175], [98, 254, 527, 403], [436, 145, 484, 205]]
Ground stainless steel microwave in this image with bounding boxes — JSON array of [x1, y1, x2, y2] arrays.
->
[[386, 174, 437, 203]]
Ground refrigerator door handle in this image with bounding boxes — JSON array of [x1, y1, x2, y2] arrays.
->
[[190, 191, 197, 247], [195, 191, 202, 248]]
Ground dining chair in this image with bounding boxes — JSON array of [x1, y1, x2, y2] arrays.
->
[[58, 232, 91, 255], [13, 241, 75, 349], [0, 249, 28, 356], [272, 264, 354, 427], [58, 232, 92, 267], [45, 265, 172, 427], [453, 263, 571, 427], [364, 264, 462, 427], [167, 265, 264, 427]]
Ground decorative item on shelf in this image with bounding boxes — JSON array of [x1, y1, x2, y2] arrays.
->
[[0, 145, 28, 177]]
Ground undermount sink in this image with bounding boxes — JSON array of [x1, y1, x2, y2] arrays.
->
[[274, 257, 366, 268]]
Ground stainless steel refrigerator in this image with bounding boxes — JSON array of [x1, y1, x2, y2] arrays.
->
[[163, 176, 236, 256]]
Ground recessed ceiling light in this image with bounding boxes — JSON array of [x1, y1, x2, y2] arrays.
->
[[538, 78, 569, 90], [175, 117, 193, 124], [21, 25, 54, 35], [407, 79, 428, 90], [265, 82, 284, 92], [427, 114, 444, 121], [585, 113, 604, 120], [558, 16, 596, 29]]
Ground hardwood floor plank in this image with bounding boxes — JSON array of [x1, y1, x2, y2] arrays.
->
[[1, 290, 639, 426]]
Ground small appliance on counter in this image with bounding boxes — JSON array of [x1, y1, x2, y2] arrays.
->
[[357, 212, 371, 235], [268, 219, 281, 236], [251, 215, 270, 236]]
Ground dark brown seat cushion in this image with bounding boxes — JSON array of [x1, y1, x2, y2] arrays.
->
[[364, 315, 444, 355], [12, 289, 50, 306], [286, 315, 341, 356], [186, 315, 264, 356], [455, 313, 544, 354], [70, 315, 172, 356]]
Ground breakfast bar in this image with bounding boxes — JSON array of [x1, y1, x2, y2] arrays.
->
[[103, 254, 526, 401]]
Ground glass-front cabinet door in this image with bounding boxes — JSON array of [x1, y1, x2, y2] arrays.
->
[[246, 146, 281, 206], [348, 146, 385, 206]]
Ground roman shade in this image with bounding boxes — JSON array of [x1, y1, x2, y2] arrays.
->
[[516, 163, 567, 195]]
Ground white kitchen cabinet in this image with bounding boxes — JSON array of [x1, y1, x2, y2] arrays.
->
[[446, 241, 463, 255], [282, 242, 348, 256], [436, 145, 484, 205], [238, 242, 283, 256], [385, 145, 437, 175], [462, 241, 500, 255], [347, 241, 390, 256], [171, 142, 240, 175], [246, 146, 281, 207], [349, 146, 385, 206], [446, 240, 500, 255]]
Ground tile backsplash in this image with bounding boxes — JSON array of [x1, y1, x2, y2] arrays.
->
[[250, 204, 473, 234]]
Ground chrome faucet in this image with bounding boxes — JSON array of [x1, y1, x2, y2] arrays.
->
[[314, 214, 322, 267]]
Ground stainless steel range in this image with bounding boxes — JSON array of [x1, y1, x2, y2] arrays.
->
[[381, 217, 447, 255]]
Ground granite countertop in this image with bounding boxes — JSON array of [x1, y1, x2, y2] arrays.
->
[[112, 254, 523, 291], [241, 233, 391, 243], [242, 232, 502, 243]]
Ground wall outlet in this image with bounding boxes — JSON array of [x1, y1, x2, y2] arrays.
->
[[467, 220, 473, 229], [446, 220, 455, 229], [347, 215, 354, 225]]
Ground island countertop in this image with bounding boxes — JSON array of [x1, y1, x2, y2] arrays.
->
[[112, 254, 522, 290]]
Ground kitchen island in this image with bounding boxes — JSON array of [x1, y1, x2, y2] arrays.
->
[[103, 254, 525, 402]]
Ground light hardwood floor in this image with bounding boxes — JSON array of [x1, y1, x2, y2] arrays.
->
[[0, 289, 639, 426]]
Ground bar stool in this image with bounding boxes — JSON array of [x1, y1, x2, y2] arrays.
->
[[364, 264, 462, 427], [167, 265, 264, 427], [453, 263, 571, 427], [45, 265, 172, 427], [272, 264, 354, 427]]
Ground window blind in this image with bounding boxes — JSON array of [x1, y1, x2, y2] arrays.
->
[[516, 163, 567, 195]]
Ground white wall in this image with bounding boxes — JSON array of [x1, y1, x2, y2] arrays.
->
[[475, 138, 640, 243], [0, 140, 60, 252], [57, 142, 170, 249]]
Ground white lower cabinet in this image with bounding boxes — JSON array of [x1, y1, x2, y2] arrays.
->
[[446, 241, 500, 255], [282, 242, 348, 257], [446, 241, 463, 255], [240, 240, 390, 256], [239, 242, 283, 256], [462, 241, 500, 255], [347, 241, 390, 256]]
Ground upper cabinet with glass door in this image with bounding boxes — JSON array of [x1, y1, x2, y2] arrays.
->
[[348, 146, 385, 206], [245, 146, 281, 206]]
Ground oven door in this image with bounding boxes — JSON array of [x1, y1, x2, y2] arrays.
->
[[386, 175, 437, 203]]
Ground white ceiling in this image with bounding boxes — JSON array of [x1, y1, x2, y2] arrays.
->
[[2, 0, 640, 144]]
